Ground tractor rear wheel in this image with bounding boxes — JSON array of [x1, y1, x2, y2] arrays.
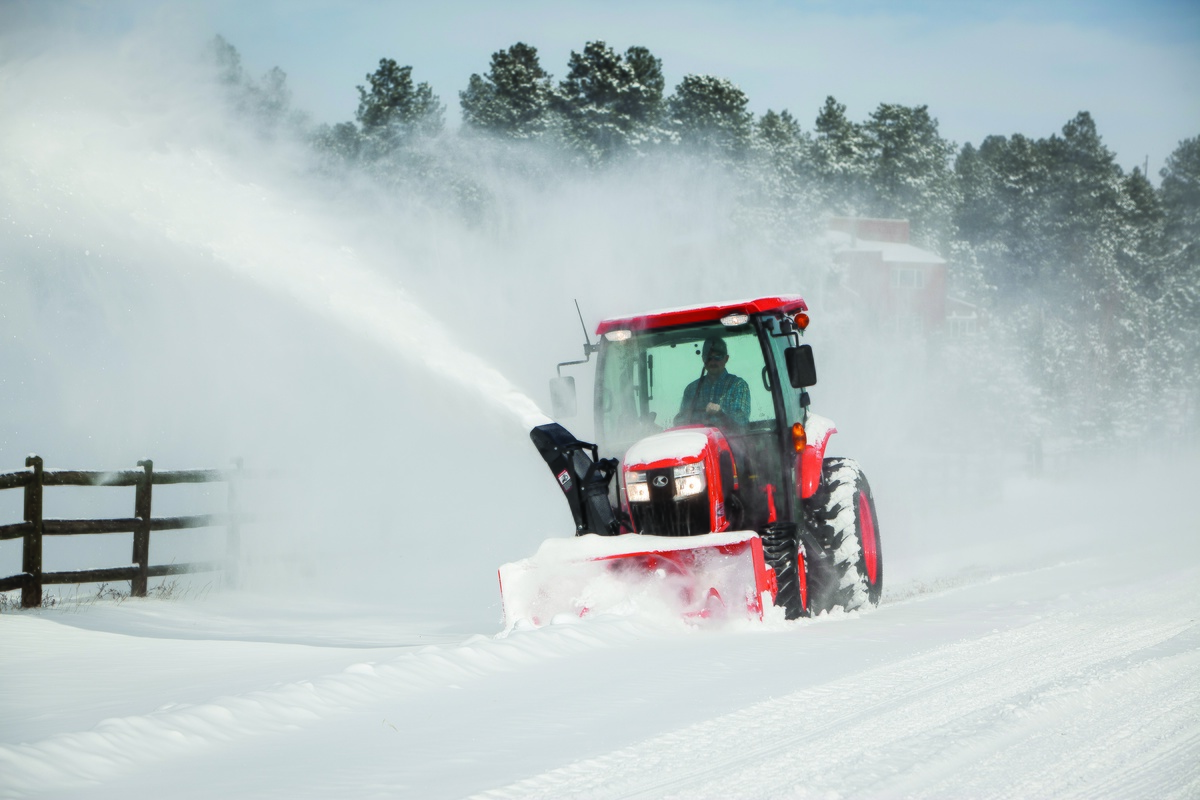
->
[[804, 458, 883, 613]]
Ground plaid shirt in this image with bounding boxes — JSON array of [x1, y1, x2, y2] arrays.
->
[[679, 371, 751, 426]]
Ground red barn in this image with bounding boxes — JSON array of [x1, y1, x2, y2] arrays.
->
[[827, 217, 948, 334]]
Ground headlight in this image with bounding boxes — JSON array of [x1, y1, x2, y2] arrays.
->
[[625, 471, 650, 502], [673, 462, 706, 499]]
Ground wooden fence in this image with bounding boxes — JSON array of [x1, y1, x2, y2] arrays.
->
[[0, 456, 248, 608]]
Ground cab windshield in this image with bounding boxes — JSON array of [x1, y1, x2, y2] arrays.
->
[[596, 321, 778, 455]]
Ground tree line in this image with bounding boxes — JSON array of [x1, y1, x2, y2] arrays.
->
[[211, 36, 1200, 448]]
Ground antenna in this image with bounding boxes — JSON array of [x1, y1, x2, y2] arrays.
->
[[555, 300, 598, 377], [575, 299, 593, 349]]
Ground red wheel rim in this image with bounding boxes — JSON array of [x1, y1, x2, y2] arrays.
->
[[857, 492, 879, 585], [798, 546, 809, 611]]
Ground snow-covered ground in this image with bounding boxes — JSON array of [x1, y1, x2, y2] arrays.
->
[[3, 456, 1198, 799]]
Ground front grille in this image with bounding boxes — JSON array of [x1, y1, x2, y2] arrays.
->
[[630, 468, 712, 536]]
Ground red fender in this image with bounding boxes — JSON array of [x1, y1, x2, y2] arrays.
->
[[797, 413, 837, 500]]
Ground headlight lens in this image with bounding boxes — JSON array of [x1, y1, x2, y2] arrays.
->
[[673, 462, 706, 499], [625, 471, 650, 502]]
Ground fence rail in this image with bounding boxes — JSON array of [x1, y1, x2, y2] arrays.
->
[[0, 455, 250, 608]]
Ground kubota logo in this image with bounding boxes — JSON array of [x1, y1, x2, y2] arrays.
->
[[652, 475, 669, 488]]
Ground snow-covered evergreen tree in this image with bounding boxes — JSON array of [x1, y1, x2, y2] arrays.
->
[[459, 43, 555, 139], [667, 74, 754, 158], [356, 58, 444, 157], [1158, 136, 1200, 436], [862, 103, 958, 251], [553, 41, 667, 162], [1160, 136, 1200, 278], [810, 96, 872, 215], [206, 36, 305, 137], [955, 133, 1056, 299], [752, 109, 813, 211], [1039, 113, 1126, 304]]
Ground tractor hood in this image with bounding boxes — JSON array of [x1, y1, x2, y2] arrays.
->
[[623, 429, 709, 470]]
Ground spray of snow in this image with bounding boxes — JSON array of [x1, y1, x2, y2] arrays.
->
[[0, 34, 548, 435], [498, 531, 768, 630]]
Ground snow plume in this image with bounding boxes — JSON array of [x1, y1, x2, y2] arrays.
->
[[0, 23, 817, 623], [0, 24, 561, 621]]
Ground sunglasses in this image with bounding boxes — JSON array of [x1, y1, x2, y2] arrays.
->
[[705, 351, 727, 360]]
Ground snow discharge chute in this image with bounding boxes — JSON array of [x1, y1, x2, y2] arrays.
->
[[527, 423, 623, 538]]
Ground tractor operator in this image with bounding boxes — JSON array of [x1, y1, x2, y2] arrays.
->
[[678, 336, 750, 427]]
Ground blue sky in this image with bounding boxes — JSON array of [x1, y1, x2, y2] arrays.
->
[[6, 0, 1199, 176]]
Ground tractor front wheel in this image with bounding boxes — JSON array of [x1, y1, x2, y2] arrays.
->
[[761, 522, 808, 619], [804, 458, 883, 613]]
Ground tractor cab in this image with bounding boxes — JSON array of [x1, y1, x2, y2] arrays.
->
[[549, 296, 818, 538]]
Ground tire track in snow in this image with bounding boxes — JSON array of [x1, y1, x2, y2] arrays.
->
[[866, 622, 1200, 799], [882, 557, 1089, 608], [471, 573, 1200, 799]]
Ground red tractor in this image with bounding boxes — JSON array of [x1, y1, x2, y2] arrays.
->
[[502, 296, 881, 625]]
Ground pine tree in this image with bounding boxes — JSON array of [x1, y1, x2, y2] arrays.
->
[[1158, 135, 1200, 427], [206, 36, 302, 135], [1118, 167, 1166, 296], [810, 96, 871, 214], [756, 109, 802, 152], [952, 142, 996, 246], [623, 46, 666, 125], [754, 109, 809, 191], [751, 110, 813, 214], [744, 109, 822, 280], [356, 58, 444, 155], [459, 43, 555, 139], [1039, 112, 1125, 299], [1160, 136, 1200, 275], [312, 121, 363, 164], [209, 35, 245, 87], [862, 103, 958, 250], [955, 133, 1053, 298], [667, 74, 754, 157], [553, 41, 666, 161]]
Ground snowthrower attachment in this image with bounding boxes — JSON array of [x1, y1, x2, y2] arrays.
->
[[498, 531, 777, 630], [530, 422, 623, 537], [512, 424, 782, 629]]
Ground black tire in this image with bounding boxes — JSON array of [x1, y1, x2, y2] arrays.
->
[[803, 457, 883, 613], [760, 522, 808, 619]]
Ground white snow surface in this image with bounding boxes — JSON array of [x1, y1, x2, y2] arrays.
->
[[3, 459, 1199, 800]]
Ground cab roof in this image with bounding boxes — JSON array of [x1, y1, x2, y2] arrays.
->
[[595, 295, 809, 335]]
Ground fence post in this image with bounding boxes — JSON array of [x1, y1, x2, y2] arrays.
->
[[225, 458, 242, 589], [132, 459, 153, 597], [21, 455, 44, 609]]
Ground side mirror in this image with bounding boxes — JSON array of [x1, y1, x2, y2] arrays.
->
[[550, 376, 577, 418], [785, 344, 817, 388]]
